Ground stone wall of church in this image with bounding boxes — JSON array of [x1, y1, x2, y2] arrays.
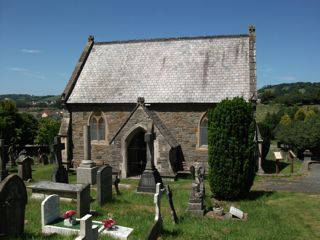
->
[[69, 103, 213, 177]]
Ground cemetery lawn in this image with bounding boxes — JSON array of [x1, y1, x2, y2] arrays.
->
[[14, 164, 320, 240]]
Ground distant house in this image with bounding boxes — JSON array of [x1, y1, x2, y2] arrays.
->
[[61, 26, 257, 178]]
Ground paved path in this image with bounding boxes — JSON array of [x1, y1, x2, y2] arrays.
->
[[254, 163, 320, 193]]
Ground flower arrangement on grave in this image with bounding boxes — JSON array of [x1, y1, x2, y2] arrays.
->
[[63, 210, 77, 226], [102, 213, 116, 230]]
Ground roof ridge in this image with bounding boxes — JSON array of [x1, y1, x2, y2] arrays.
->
[[94, 34, 249, 45]]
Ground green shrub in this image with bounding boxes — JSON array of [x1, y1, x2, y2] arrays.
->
[[208, 97, 255, 200]]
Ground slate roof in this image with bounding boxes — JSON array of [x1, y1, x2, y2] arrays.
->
[[66, 34, 254, 104]]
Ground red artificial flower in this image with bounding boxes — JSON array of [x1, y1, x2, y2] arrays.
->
[[103, 219, 116, 229], [63, 210, 76, 219]]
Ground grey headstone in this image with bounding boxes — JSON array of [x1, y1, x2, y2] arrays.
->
[[16, 150, 33, 181], [0, 174, 28, 236], [97, 165, 112, 206]]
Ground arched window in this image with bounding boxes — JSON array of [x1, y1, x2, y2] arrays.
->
[[199, 113, 208, 147], [89, 112, 106, 141]]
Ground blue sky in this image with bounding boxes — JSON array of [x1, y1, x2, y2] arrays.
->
[[0, 0, 319, 95]]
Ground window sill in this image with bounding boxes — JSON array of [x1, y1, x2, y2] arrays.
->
[[91, 140, 108, 145], [197, 145, 208, 151]]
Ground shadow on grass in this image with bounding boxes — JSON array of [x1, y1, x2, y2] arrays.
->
[[245, 190, 274, 200], [161, 228, 180, 238], [262, 159, 289, 174]]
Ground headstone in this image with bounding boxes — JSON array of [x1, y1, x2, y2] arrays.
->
[[77, 125, 99, 185], [75, 214, 98, 240], [137, 121, 163, 193], [229, 206, 245, 219], [303, 149, 312, 161], [0, 174, 28, 236], [41, 194, 60, 227], [96, 165, 113, 206], [31, 181, 90, 218], [40, 153, 49, 165], [187, 163, 205, 216], [16, 149, 33, 181], [147, 183, 164, 240], [0, 139, 9, 181], [113, 175, 121, 195], [52, 136, 68, 183]]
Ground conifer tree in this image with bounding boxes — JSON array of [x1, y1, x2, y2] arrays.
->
[[208, 97, 255, 200]]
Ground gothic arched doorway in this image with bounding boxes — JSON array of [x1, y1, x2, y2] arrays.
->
[[127, 129, 147, 177]]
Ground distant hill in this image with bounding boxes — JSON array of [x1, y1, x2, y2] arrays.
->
[[0, 94, 61, 108], [258, 82, 320, 105]]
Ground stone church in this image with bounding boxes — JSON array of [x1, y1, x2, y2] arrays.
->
[[61, 26, 257, 179]]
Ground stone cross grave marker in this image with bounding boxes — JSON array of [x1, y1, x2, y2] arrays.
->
[[137, 121, 163, 193], [0, 139, 8, 181], [52, 136, 68, 183], [75, 214, 99, 240], [16, 149, 33, 181], [0, 174, 28, 237], [96, 165, 113, 206]]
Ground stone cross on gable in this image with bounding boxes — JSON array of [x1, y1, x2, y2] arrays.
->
[[144, 121, 156, 170], [53, 136, 65, 167], [0, 139, 9, 181]]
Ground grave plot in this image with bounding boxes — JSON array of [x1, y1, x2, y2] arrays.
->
[[41, 194, 134, 240]]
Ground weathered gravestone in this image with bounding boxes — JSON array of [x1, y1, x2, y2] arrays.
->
[[75, 214, 99, 240], [137, 121, 163, 193], [187, 163, 205, 216], [16, 149, 33, 181], [0, 139, 9, 181], [96, 165, 112, 206], [52, 136, 69, 183], [0, 174, 28, 236], [40, 152, 49, 165]]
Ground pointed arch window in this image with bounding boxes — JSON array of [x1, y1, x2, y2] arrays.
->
[[199, 113, 208, 147], [89, 112, 106, 141]]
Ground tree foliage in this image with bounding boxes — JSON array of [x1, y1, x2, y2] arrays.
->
[[35, 118, 60, 145], [0, 99, 38, 147], [258, 82, 320, 105], [208, 97, 255, 200]]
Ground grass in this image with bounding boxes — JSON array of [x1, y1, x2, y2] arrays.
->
[[6, 164, 320, 240]]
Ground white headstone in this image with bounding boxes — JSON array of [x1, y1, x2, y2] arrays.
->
[[229, 206, 244, 219], [41, 194, 60, 226]]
